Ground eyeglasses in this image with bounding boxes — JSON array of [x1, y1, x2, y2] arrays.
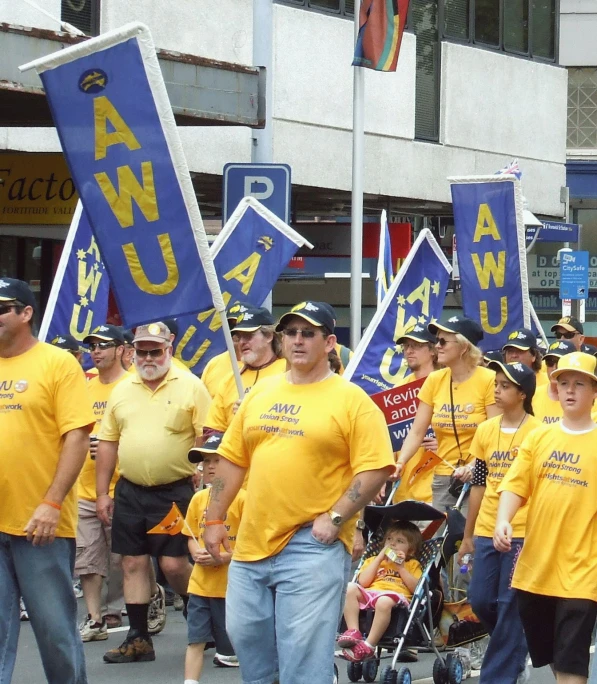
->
[[0, 304, 22, 316], [88, 341, 117, 351], [135, 347, 167, 359], [555, 331, 578, 340], [436, 337, 455, 347], [282, 328, 319, 339]]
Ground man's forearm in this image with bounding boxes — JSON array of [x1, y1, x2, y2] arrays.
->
[[45, 428, 89, 504], [496, 490, 525, 525], [206, 457, 247, 520], [96, 441, 119, 496], [333, 468, 393, 521]]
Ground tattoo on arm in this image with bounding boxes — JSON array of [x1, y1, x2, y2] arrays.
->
[[211, 477, 225, 502], [347, 479, 362, 503]]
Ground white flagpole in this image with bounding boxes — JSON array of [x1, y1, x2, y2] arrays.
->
[[351, 0, 365, 350]]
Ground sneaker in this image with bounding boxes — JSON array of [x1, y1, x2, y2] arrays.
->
[[73, 579, 83, 599], [80, 615, 108, 642], [173, 594, 184, 611], [19, 598, 29, 621], [147, 584, 167, 635], [343, 641, 375, 663], [104, 614, 123, 629], [213, 653, 240, 667], [337, 628, 363, 648], [398, 648, 418, 663], [103, 633, 155, 663], [470, 635, 489, 670]]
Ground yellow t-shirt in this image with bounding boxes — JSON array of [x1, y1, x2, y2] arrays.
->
[[184, 488, 245, 598], [469, 414, 541, 538], [202, 351, 235, 399], [206, 358, 287, 432], [100, 365, 211, 486], [172, 356, 193, 374], [78, 374, 126, 501], [535, 368, 548, 388], [0, 342, 94, 537], [334, 343, 354, 376], [417, 366, 496, 475], [532, 384, 562, 425], [218, 373, 395, 561], [499, 423, 597, 600], [358, 556, 422, 597]]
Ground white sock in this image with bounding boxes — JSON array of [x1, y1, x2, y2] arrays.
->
[[365, 641, 374, 650], [184, 680, 199, 684]]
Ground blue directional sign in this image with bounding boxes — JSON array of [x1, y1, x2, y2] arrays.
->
[[223, 163, 291, 224], [560, 250, 589, 300], [526, 221, 579, 244]]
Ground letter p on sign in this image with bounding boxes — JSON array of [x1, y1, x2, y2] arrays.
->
[[244, 176, 274, 201]]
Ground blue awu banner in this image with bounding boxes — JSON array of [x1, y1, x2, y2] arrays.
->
[[39, 201, 109, 347], [21, 23, 223, 327], [450, 176, 530, 351], [343, 229, 452, 395]]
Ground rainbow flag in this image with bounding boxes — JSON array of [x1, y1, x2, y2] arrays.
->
[[353, 0, 410, 72]]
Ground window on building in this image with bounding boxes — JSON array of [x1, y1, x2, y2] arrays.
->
[[60, 0, 100, 36], [531, 0, 555, 60], [411, 0, 440, 142], [503, 0, 528, 54], [309, 0, 340, 12], [474, 0, 499, 46], [444, 0, 469, 40], [568, 68, 597, 149], [276, 0, 354, 17]]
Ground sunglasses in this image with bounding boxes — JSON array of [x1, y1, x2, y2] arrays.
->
[[0, 304, 23, 316], [135, 347, 167, 359], [436, 337, 455, 347], [88, 341, 117, 351], [555, 331, 578, 340], [282, 328, 319, 339]]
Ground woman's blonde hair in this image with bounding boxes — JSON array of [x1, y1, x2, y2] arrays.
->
[[454, 333, 483, 369]]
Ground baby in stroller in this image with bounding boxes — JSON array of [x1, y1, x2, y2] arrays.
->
[[338, 521, 423, 662]]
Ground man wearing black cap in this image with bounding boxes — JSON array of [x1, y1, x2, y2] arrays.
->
[[532, 340, 577, 424], [205, 305, 287, 433], [502, 328, 546, 387], [0, 278, 94, 684], [50, 333, 84, 365], [551, 316, 584, 351], [119, 328, 135, 371], [203, 301, 395, 684]]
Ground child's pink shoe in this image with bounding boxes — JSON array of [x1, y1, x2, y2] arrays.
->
[[343, 641, 375, 662], [337, 629, 363, 648]]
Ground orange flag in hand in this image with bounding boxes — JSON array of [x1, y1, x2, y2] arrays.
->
[[147, 502, 184, 535], [408, 451, 442, 487]]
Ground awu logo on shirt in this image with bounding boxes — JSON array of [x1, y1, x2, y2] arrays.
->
[[93, 401, 108, 410], [548, 450, 581, 465], [490, 450, 515, 462], [267, 403, 302, 416], [543, 417, 559, 424], [0, 380, 13, 391]]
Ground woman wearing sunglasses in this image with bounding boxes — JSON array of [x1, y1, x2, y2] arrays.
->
[[394, 315, 500, 514]]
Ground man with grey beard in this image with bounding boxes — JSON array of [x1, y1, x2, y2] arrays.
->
[[95, 322, 211, 664]]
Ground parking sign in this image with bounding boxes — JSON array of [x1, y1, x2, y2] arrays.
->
[[223, 163, 291, 224]]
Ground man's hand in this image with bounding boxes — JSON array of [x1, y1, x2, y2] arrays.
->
[[204, 524, 232, 562], [453, 465, 473, 483], [96, 494, 114, 526], [232, 399, 242, 416], [390, 462, 404, 482], [89, 439, 99, 461], [493, 521, 513, 553], [311, 513, 340, 545], [457, 536, 475, 565], [24, 502, 61, 546], [352, 528, 365, 561]]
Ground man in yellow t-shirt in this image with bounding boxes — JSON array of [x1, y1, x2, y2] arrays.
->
[[0, 278, 94, 683], [203, 300, 395, 684], [551, 315, 584, 351], [96, 322, 211, 664], [75, 324, 127, 642], [206, 305, 287, 433], [50, 333, 84, 366], [496, 352, 597, 681], [532, 340, 576, 425]]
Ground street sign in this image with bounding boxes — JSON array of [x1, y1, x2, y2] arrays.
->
[[223, 163, 291, 224], [526, 221, 579, 244], [559, 250, 589, 300]]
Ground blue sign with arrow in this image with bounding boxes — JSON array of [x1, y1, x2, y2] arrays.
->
[[560, 250, 589, 300]]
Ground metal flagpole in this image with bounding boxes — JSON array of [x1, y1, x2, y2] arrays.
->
[[351, 0, 365, 349]]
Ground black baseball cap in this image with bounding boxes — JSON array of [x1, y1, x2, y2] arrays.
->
[[163, 318, 178, 339], [275, 301, 335, 333], [231, 306, 274, 333], [543, 339, 577, 361], [551, 316, 583, 334], [121, 328, 135, 345], [0, 278, 36, 309], [488, 361, 537, 399], [397, 323, 436, 345], [50, 334, 81, 352], [227, 301, 251, 326], [581, 343, 597, 357], [83, 324, 125, 344], [188, 433, 224, 463], [483, 350, 504, 364], [502, 328, 537, 352], [428, 315, 484, 346]]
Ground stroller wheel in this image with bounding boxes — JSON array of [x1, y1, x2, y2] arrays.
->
[[362, 658, 379, 682], [347, 661, 363, 682], [433, 657, 448, 684], [396, 666, 412, 684], [447, 655, 464, 684], [381, 665, 397, 684]]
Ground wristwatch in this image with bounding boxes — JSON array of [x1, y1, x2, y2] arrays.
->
[[356, 519, 366, 531], [328, 510, 343, 526]]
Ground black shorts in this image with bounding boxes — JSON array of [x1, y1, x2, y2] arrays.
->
[[517, 590, 597, 677], [111, 477, 194, 557]]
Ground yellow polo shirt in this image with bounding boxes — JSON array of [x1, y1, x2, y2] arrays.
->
[[100, 365, 211, 486], [219, 373, 395, 561], [0, 342, 94, 538], [202, 351, 235, 398], [499, 423, 597, 600], [172, 356, 193, 374], [206, 358, 287, 432]]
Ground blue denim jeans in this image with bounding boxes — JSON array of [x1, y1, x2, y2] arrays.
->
[[226, 526, 351, 684], [0, 533, 87, 684], [468, 535, 527, 684]]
